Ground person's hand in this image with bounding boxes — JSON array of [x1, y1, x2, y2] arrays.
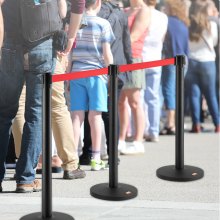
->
[[62, 38, 75, 55]]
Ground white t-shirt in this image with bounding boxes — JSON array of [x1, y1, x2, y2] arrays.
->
[[142, 9, 168, 67], [189, 21, 218, 62]]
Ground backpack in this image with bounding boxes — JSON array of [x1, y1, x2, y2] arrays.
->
[[19, 0, 62, 43], [98, 2, 123, 54]]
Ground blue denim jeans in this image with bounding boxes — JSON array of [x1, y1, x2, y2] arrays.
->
[[0, 38, 54, 184], [144, 68, 162, 137], [161, 64, 176, 110], [186, 59, 219, 126]]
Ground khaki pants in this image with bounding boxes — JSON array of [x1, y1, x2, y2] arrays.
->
[[12, 56, 78, 171]]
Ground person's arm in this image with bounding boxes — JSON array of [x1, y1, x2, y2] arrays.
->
[[58, 0, 67, 19], [64, 0, 85, 54], [102, 42, 113, 66], [130, 6, 150, 43], [0, 0, 4, 48]]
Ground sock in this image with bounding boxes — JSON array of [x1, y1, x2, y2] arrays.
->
[[91, 150, 101, 161]]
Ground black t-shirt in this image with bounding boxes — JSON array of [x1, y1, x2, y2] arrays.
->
[[2, 0, 23, 41], [97, 1, 132, 66]]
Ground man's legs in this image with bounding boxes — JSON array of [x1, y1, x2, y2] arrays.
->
[[52, 57, 79, 171], [16, 39, 53, 189], [0, 42, 24, 185]]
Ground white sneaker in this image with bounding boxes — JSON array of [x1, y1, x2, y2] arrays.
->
[[120, 141, 145, 155], [118, 140, 126, 153]]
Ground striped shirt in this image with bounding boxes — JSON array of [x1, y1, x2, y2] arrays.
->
[[71, 15, 115, 82]]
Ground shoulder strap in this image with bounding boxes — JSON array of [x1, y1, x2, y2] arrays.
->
[[201, 35, 213, 52]]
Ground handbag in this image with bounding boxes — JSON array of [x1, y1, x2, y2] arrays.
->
[[20, 0, 62, 43]]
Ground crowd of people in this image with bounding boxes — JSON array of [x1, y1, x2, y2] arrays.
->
[[0, 0, 219, 193]]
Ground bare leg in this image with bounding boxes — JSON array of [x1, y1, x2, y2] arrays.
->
[[126, 89, 145, 141], [88, 111, 102, 160], [71, 111, 85, 150], [166, 109, 175, 130], [118, 90, 129, 141]]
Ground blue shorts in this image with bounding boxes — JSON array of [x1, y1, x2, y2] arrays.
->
[[70, 76, 108, 112]]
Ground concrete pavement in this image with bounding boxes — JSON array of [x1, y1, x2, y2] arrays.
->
[[0, 119, 219, 220]]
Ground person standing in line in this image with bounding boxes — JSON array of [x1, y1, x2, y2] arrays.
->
[[11, 0, 86, 180], [118, 0, 151, 155], [186, 0, 219, 133], [0, 1, 3, 177], [79, 0, 133, 165], [68, 0, 115, 171], [142, 0, 168, 143], [160, 0, 189, 135], [0, 0, 85, 193]]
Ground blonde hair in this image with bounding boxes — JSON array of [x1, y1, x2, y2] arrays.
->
[[164, 0, 190, 26], [189, 0, 212, 42]]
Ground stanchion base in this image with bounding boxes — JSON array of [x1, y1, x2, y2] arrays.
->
[[156, 165, 204, 181], [90, 183, 138, 201], [20, 212, 74, 220]]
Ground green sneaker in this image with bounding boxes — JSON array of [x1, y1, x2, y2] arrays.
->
[[90, 159, 107, 171]]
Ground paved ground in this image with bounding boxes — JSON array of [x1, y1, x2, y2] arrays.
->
[[0, 119, 219, 220]]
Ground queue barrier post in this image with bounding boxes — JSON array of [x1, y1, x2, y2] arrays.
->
[[156, 55, 204, 181], [90, 65, 138, 200], [20, 73, 74, 220]]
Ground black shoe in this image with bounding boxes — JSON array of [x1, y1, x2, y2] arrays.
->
[[0, 182, 2, 192], [159, 127, 175, 135], [36, 166, 63, 174], [79, 154, 91, 165], [63, 168, 86, 180]]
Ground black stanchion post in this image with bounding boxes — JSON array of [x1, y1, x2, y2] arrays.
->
[[90, 65, 138, 200], [156, 55, 204, 181], [20, 73, 74, 220], [109, 64, 118, 189]]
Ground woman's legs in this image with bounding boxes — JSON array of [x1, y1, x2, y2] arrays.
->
[[126, 89, 145, 141], [118, 91, 129, 141], [119, 89, 145, 155]]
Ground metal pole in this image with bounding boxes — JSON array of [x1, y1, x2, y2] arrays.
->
[[19, 73, 75, 219], [42, 72, 52, 218], [108, 65, 118, 188], [90, 65, 137, 200], [156, 55, 204, 182], [175, 55, 185, 170]]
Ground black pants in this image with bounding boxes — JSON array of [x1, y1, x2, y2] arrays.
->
[[82, 111, 110, 156]]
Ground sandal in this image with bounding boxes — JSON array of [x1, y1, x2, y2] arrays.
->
[[160, 127, 175, 135]]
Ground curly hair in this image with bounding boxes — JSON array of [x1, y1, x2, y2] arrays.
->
[[189, 0, 212, 42], [164, 0, 190, 26]]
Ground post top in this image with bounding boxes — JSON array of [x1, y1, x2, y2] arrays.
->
[[175, 55, 186, 66]]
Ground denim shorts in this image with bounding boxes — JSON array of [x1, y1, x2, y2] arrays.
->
[[70, 76, 108, 112]]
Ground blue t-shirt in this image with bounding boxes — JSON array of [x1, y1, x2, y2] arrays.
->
[[71, 15, 115, 82], [163, 16, 189, 58]]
